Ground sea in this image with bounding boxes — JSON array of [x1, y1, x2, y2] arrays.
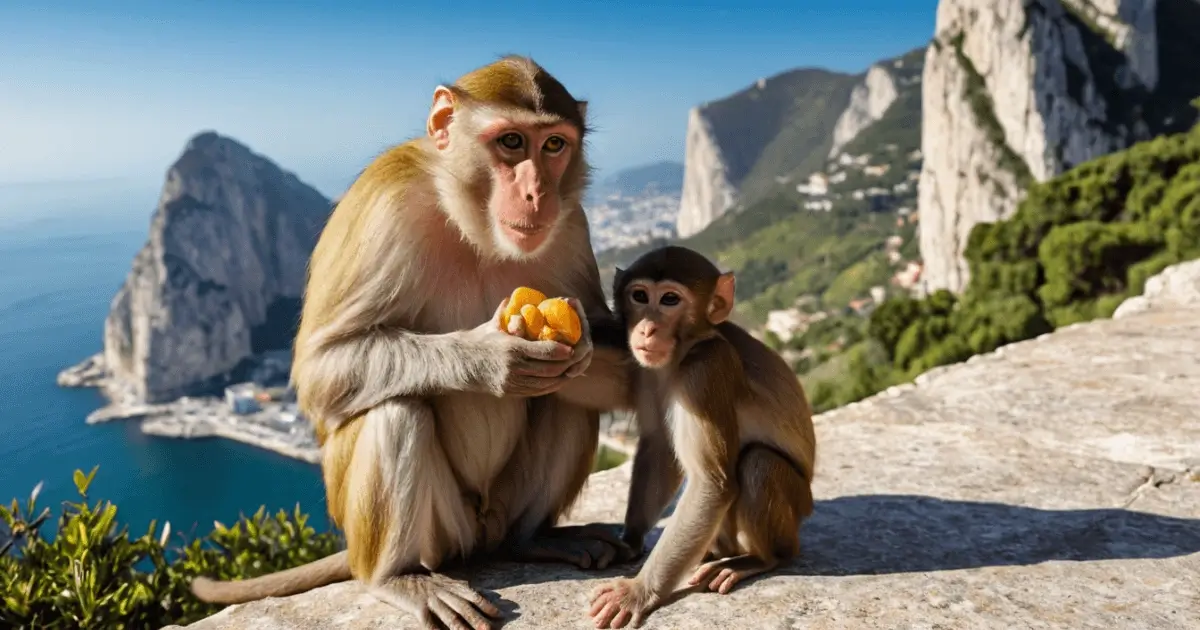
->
[[0, 179, 332, 542]]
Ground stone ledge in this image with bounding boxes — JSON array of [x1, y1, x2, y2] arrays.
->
[[173, 266, 1200, 629]]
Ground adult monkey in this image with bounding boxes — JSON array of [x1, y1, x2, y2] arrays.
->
[[190, 56, 636, 630]]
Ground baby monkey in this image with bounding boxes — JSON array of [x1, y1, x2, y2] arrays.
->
[[590, 246, 817, 629]]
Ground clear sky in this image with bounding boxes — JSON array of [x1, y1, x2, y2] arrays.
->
[[0, 0, 938, 199]]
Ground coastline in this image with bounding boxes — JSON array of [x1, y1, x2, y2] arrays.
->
[[59, 353, 638, 469], [59, 353, 322, 465]]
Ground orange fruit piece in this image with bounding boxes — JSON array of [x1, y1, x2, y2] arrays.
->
[[518, 304, 545, 341], [501, 287, 547, 332], [537, 298, 582, 345]]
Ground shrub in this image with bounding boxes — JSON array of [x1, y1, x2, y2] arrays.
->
[[1, 467, 343, 629], [855, 123, 1200, 399]]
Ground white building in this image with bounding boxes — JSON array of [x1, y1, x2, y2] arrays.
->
[[225, 383, 261, 415], [766, 309, 806, 343]]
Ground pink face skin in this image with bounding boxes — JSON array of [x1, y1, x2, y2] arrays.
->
[[476, 119, 579, 255], [624, 281, 690, 369]]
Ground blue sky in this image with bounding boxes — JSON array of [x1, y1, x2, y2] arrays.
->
[[0, 0, 938, 199]]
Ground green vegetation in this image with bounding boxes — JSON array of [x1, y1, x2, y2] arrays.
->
[[593, 445, 629, 472], [845, 122, 1200, 406], [1, 467, 342, 629], [1, 451, 634, 628]]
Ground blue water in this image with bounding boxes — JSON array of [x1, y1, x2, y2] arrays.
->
[[0, 180, 332, 541]]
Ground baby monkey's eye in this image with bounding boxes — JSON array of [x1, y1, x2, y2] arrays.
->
[[498, 133, 524, 150], [631, 289, 649, 304], [660, 292, 681, 306], [543, 136, 566, 153]]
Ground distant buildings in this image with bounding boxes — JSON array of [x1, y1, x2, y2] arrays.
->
[[224, 382, 297, 415], [225, 383, 261, 415]]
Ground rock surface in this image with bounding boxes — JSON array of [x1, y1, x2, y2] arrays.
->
[[827, 64, 899, 158], [100, 132, 331, 403], [917, 0, 1198, 294], [172, 262, 1200, 630]]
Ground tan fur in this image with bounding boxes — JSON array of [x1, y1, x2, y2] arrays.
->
[[590, 245, 816, 629], [190, 57, 636, 630]]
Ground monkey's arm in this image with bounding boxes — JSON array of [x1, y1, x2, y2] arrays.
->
[[621, 429, 684, 556], [554, 312, 638, 411], [294, 326, 518, 424], [635, 339, 742, 596]]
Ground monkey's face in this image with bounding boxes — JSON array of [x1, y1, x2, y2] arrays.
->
[[622, 279, 692, 369], [478, 118, 579, 258]]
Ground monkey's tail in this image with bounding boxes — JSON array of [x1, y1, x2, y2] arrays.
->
[[190, 549, 353, 604]]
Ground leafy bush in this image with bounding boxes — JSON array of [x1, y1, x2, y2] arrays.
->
[[839, 122, 1200, 405], [1, 467, 343, 629]]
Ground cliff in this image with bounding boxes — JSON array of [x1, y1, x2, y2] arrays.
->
[[917, 0, 1200, 294], [97, 132, 331, 403], [172, 261, 1200, 629], [675, 69, 860, 238]]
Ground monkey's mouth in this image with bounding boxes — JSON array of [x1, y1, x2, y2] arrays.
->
[[632, 345, 672, 368], [499, 220, 548, 235]]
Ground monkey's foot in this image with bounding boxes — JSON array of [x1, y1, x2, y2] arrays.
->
[[589, 577, 660, 629], [370, 572, 502, 630], [687, 554, 778, 594], [507, 525, 632, 570]]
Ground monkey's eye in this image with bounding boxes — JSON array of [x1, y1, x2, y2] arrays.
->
[[543, 136, 566, 154], [497, 133, 524, 151], [660, 292, 681, 306], [631, 289, 649, 304]]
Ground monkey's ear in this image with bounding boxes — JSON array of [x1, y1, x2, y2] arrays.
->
[[614, 265, 624, 278], [709, 272, 736, 325], [577, 100, 588, 121], [428, 85, 456, 150]]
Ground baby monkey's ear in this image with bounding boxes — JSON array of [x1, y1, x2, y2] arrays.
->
[[708, 272, 736, 325]]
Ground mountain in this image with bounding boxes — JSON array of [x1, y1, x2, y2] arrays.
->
[[600, 46, 927, 322], [94, 132, 332, 403], [917, 0, 1200, 294], [676, 69, 862, 237], [595, 161, 684, 198]]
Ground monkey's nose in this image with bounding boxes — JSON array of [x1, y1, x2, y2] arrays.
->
[[525, 193, 534, 202]]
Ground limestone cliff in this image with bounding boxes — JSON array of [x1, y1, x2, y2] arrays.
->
[[675, 69, 860, 238], [918, 0, 1200, 294], [100, 132, 331, 403], [827, 65, 899, 158], [171, 259, 1200, 628]]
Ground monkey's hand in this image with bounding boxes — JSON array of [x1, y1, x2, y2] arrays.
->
[[563, 297, 593, 378], [589, 578, 661, 629], [471, 298, 577, 398]]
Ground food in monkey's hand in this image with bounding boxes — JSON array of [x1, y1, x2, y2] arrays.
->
[[501, 286, 583, 345]]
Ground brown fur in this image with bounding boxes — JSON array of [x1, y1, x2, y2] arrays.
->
[[188, 57, 636, 630], [590, 245, 816, 629]]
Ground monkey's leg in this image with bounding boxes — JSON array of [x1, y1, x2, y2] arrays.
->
[[487, 398, 632, 569], [346, 399, 503, 630], [688, 444, 810, 595]]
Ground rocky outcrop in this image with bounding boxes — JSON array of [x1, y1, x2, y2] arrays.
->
[[675, 70, 860, 238], [97, 132, 331, 403], [173, 260, 1200, 629], [917, 0, 1200, 294], [827, 65, 899, 157], [1112, 257, 1200, 317], [676, 109, 739, 238]]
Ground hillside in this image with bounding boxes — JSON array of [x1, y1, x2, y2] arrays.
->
[[593, 161, 684, 198], [172, 262, 1200, 629], [675, 68, 861, 237], [599, 47, 925, 344]]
